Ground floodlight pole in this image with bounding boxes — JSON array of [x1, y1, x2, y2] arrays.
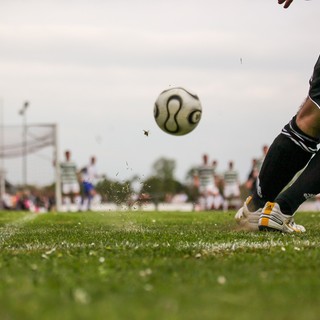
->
[[19, 101, 29, 186]]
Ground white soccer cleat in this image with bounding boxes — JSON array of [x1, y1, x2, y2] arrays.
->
[[258, 202, 306, 233], [235, 196, 262, 231]]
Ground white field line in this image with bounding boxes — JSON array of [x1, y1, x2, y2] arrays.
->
[[0, 213, 40, 244], [3, 237, 320, 254], [176, 239, 320, 254]]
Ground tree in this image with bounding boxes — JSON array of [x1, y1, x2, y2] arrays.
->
[[184, 166, 199, 203], [96, 177, 133, 205], [140, 157, 186, 202], [152, 157, 176, 180]]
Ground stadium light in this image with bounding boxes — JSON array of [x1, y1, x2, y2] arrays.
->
[[18, 101, 29, 186]]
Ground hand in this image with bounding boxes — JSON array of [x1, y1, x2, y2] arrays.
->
[[278, 0, 294, 8]]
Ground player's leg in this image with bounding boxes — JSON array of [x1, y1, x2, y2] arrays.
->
[[236, 55, 320, 230], [80, 181, 89, 211], [259, 55, 320, 232], [213, 194, 224, 211], [205, 186, 214, 210], [62, 184, 72, 211], [276, 145, 320, 214], [70, 183, 81, 211], [198, 193, 206, 211], [231, 184, 241, 210], [206, 194, 215, 210], [223, 185, 230, 211], [250, 55, 320, 211], [259, 103, 320, 232], [87, 184, 95, 211], [249, 111, 318, 210], [236, 108, 318, 228]]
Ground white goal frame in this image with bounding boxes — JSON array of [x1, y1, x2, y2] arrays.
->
[[0, 123, 62, 211]]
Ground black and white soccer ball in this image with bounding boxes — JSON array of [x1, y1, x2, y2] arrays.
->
[[154, 87, 202, 136]]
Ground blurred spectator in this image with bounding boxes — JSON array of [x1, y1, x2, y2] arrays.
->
[[256, 144, 269, 172], [171, 192, 188, 204], [245, 158, 259, 193], [244, 145, 269, 195], [2, 192, 14, 210]]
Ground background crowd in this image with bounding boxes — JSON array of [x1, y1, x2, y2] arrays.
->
[[1, 145, 270, 212]]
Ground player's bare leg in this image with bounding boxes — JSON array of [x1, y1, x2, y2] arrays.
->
[[296, 98, 320, 138]]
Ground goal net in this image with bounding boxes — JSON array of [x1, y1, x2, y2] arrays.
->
[[0, 123, 62, 211]]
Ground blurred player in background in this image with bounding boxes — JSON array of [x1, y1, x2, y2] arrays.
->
[[236, 0, 320, 233], [194, 154, 223, 210], [245, 145, 268, 194], [80, 156, 100, 211], [255, 144, 269, 173], [60, 150, 80, 211], [245, 158, 259, 194]]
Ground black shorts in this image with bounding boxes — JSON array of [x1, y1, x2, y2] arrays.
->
[[309, 55, 320, 108]]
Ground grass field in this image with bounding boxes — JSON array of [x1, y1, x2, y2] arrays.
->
[[0, 209, 320, 320]]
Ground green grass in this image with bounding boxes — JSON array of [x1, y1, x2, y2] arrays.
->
[[0, 209, 320, 320]]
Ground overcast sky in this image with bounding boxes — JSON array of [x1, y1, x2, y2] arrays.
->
[[1, 0, 320, 186]]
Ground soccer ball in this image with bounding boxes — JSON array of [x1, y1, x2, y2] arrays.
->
[[154, 87, 202, 136]]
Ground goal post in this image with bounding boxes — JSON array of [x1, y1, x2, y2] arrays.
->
[[53, 125, 62, 212], [0, 123, 62, 211]]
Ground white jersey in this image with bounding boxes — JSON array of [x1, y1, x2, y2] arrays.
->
[[82, 164, 98, 184]]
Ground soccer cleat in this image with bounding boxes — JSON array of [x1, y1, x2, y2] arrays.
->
[[258, 202, 306, 233], [235, 196, 262, 231]]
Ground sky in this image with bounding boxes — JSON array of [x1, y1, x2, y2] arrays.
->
[[0, 0, 320, 186]]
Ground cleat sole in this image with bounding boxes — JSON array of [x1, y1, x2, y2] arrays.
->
[[258, 225, 282, 232]]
